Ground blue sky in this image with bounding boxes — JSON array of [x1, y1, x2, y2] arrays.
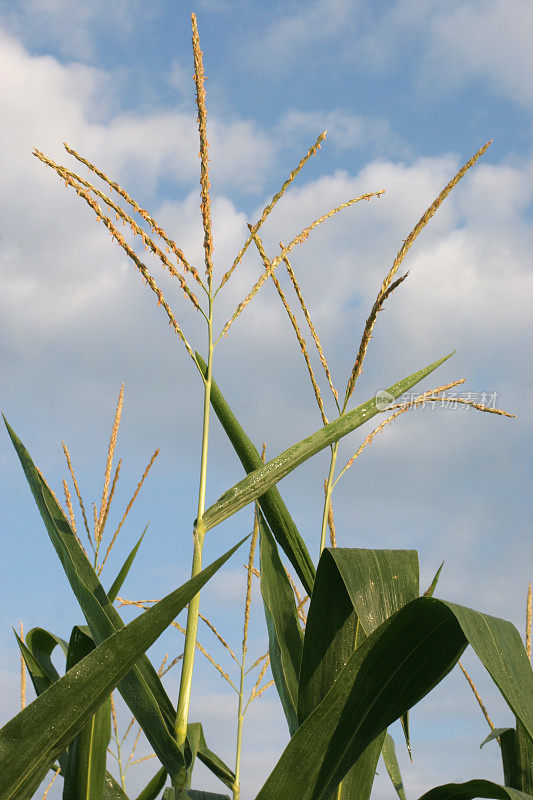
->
[[0, 1, 532, 798]]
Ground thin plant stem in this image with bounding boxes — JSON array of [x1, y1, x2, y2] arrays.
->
[[324, 478, 337, 547], [111, 693, 127, 791], [62, 441, 94, 551], [20, 622, 26, 710], [234, 448, 263, 800], [175, 300, 213, 747], [527, 582, 532, 662], [458, 661, 498, 740], [175, 17, 215, 755], [41, 766, 61, 799], [320, 445, 338, 556]]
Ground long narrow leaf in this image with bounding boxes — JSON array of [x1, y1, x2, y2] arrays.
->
[[25, 627, 68, 684], [259, 510, 303, 735], [500, 723, 533, 793], [16, 631, 62, 703], [4, 417, 185, 776], [135, 767, 167, 800], [297, 548, 418, 800], [19, 632, 129, 800], [190, 723, 236, 792], [0, 535, 246, 800], [197, 352, 315, 594], [255, 596, 533, 800], [298, 548, 419, 724], [382, 732, 407, 800], [107, 525, 148, 602], [424, 561, 444, 597], [202, 353, 453, 532], [417, 779, 533, 800], [45, 765, 131, 800], [337, 732, 385, 800], [62, 626, 111, 800]]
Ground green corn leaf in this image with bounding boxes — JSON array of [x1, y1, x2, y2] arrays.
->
[[107, 525, 148, 602], [45, 765, 131, 800], [337, 732, 385, 800], [400, 711, 412, 762], [254, 596, 533, 800], [163, 791, 231, 800], [297, 548, 418, 800], [500, 722, 533, 794], [62, 626, 111, 800], [4, 417, 183, 776], [408, 557, 445, 757], [444, 602, 533, 740], [25, 626, 68, 684], [423, 561, 445, 597], [103, 772, 131, 800], [0, 534, 246, 800], [298, 548, 419, 724], [185, 722, 202, 784], [16, 631, 61, 703], [202, 352, 453, 533], [31, 654, 232, 796], [259, 509, 303, 735], [135, 767, 167, 800], [417, 779, 533, 800], [188, 722, 236, 792], [197, 351, 315, 595], [481, 729, 512, 748], [382, 733, 407, 800], [19, 632, 129, 800]]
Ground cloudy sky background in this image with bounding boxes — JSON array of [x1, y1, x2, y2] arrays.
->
[[0, 1, 532, 798]]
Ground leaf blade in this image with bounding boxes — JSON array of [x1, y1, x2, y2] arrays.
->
[[197, 351, 315, 594], [202, 352, 453, 532], [0, 535, 246, 799], [298, 548, 419, 724], [382, 732, 407, 800], [107, 525, 148, 602], [259, 510, 303, 735], [62, 626, 111, 800], [4, 417, 183, 775], [417, 779, 533, 800], [255, 596, 533, 800]]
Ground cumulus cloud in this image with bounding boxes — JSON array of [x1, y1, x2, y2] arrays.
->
[[277, 109, 410, 158], [426, 0, 533, 110], [0, 0, 142, 61], [240, 0, 358, 75], [241, 0, 533, 115]]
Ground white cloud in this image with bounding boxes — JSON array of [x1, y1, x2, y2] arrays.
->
[[242, 0, 533, 113], [278, 109, 410, 158], [0, 0, 141, 61], [427, 0, 533, 110], [241, 0, 358, 75]]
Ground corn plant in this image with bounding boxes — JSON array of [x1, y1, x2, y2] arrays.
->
[[1, 11, 532, 800]]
